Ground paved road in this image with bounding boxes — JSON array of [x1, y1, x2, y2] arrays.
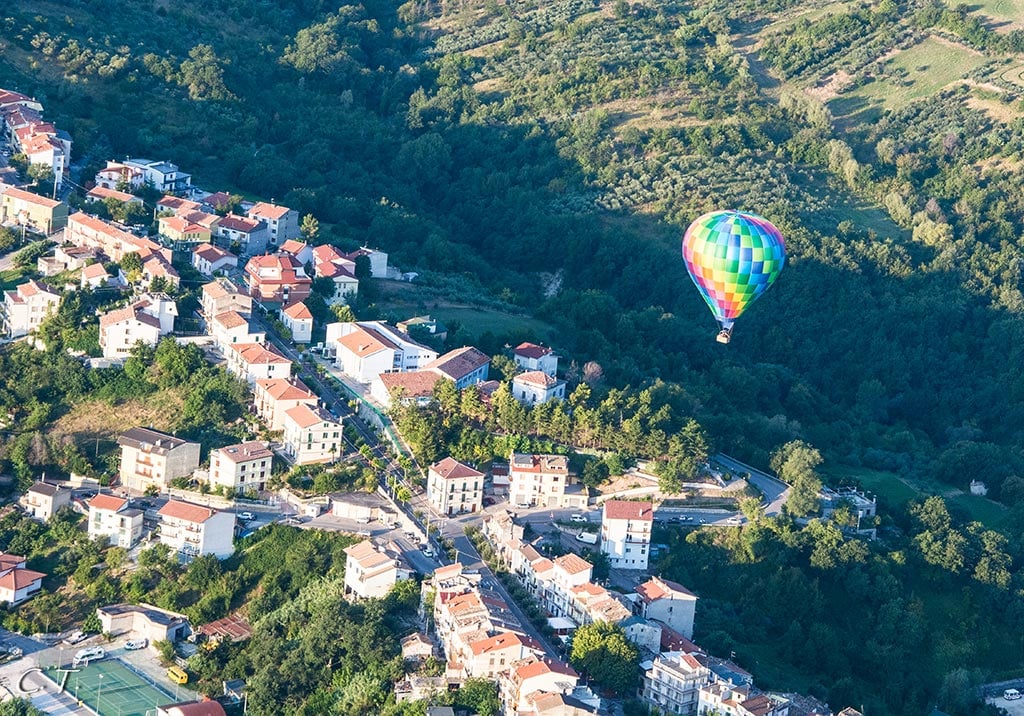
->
[[713, 453, 790, 516]]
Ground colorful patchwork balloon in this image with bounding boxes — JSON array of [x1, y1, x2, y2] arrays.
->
[[681, 210, 786, 343]]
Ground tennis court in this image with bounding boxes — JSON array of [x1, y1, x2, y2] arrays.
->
[[53, 660, 177, 716]]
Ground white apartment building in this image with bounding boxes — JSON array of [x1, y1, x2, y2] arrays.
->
[[211, 310, 265, 353], [600, 500, 653, 570], [640, 651, 711, 716], [3, 279, 59, 338], [508, 453, 587, 509], [225, 342, 292, 385], [19, 481, 71, 521], [513, 342, 559, 376], [636, 576, 699, 639], [117, 427, 201, 494], [209, 441, 274, 493], [281, 301, 313, 344], [427, 457, 484, 516], [281, 404, 342, 465], [192, 244, 237, 276], [342, 540, 413, 600], [327, 321, 438, 383], [424, 347, 490, 390], [201, 278, 253, 319], [512, 371, 567, 405], [157, 499, 236, 559], [99, 304, 162, 359], [246, 202, 299, 245], [87, 494, 144, 548], [253, 377, 318, 431], [697, 684, 789, 716]]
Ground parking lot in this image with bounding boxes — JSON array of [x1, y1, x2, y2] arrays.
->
[[989, 693, 1024, 714]]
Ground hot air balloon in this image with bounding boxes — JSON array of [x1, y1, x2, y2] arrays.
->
[[681, 210, 786, 344]]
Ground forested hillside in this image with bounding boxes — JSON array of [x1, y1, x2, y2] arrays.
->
[[4, 0, 1024, 710]]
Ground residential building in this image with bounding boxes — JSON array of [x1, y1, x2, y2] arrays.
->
[[157, 499, 236, 558], [347, 246, 389, 278], [156, 196, 201, 215], [427, 457, 484, 516], [209, 441, 274, 493], [370, 370, 444, 409], [97, 603, 189, 643], [636, 577, 698, 639], [278, 239, 313, 266], [99, 304, 162, 359], [158, 214, 212, 247], [39, 245, 98, 276], [312, 244, 359, 305], [501, 658, 580, 716], [19, 480, 71, 520], [601, 500, 653, 570], [211, 311, 265, 353], [87, 494, 144, 548], [200, 191, 234, 213], [84, 185, 141, 207], [566, 582, 632, 627], [117, 427, 201, 494], [121, 159, 192, 194], [481, 510, 525, 568], [513, 371, 567, 405], [514, 342, 559, 377], [424, 347, 490, 390], [464, 631, 542, 680], [246, 202, 299, 245], [508, 453, 587, 509], [215, 214, 269, 255], [93, 161, 143, 190], [519, 692, 600, 715], [0, 554, 45, 606], [139, 250, 181, 289], [281, 301, 313, 343], [343, 540, 413, 600], [225, 342, 292, 385], [697, 684, 789, 716], [2, 279, 59, 337], [330, 491, 394, 522], [641, 651, 712, 716], [281, 404, 342, 465], [253, 377, 318, 431], [192, 244, 237, 277], [244, 254, 312, 307], [201, 278, 252, 320], [64, 213, 178, 287], [328, 321, 438, 383], [80, 262, 111, 289], [401, 632, 436, 663], [0, 186, 67, 234], [2, 96, 70, 191]]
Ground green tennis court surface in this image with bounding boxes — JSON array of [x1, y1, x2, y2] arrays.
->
[[51, 660, 177, 716]]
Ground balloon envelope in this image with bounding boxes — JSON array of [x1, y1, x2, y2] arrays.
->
[[681, 210, 786, 329]]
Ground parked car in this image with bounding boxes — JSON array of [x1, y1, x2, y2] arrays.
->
[[1005, 689, 1022, 701], [422, 547, 434, 558], [515, 502, 531, 509], [124, 639, 148, 651], [238, 511, 256, 522], [570, 514, 587, 523], [64, 631, 87, 645], [167, 666, 188, 685], [73, 646, 105, 666], [355, 516, 371, 524]]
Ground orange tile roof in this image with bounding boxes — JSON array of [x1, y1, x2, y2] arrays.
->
[[553, 553, 592, 575], [158, 500, 215, 524], [282, 301, 312, 320], [214, 310, 249, 330], [425, 347, 490, 381], [86, 186, 135, 203], [514, 658, 578, 681], [636, 576, 697, 602], [2, 186, 61, 209], [88, 494, 128, 512], [256, 377, 315, 401], [230, 342, 290, 365], [514, 342, 552, 359], [514, 371, 561, 388], [344, 540, 393, 569], [248, 202, 291, 220], [469, 631, 526, 655], [284, 404, 335, 429], [215, 441, 273, 464], [337, 325, 398, 358], [0, 568, 45, 590], [378, 371, 443, 398]]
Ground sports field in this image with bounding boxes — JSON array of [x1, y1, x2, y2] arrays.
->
[[55, 660, 177, 716]]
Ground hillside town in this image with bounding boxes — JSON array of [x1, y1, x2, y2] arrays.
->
[[0, 84, 967, 716]]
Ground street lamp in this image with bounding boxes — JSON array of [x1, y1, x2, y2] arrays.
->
[[58, 646, 63, 670], [97, 673, 103, 709]]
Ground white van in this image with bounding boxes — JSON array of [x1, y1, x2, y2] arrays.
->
[[1005, 689, 1022, 701], [73, 646, 105, 666]]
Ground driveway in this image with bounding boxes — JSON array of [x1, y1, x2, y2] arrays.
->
[[713, 453, 789, 516]]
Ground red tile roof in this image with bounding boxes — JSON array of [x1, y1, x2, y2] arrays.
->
[[553, 553, 592, 575], [514, 657, 578, 681], [158, 500, 215, 524], [0, 568, 45, 590], [248, 202, 291, 220], [88, 494, 128, 512], [230, 342, 290, 365], [636, 576, 697, 602], [430, 457, 483, 481], [603, 499, 653, 521], [514, 370, 560, 388], [378, 371, 443, 398], [426, 347, 490, 381], [284, 404, 336, 429], [86, 186, 135, 203], [514, 342, 552, 359], [1, 186, 61, 209], [469, 631, 527, 656], [282, 301, 312, 320], [255, 377, 315, 401]]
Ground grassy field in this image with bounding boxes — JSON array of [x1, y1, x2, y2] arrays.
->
[[948, 0, 1024, 31], [48, 392, 185, 447], [825, 464, 1008, 528], [829, 37, 987, 117]]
